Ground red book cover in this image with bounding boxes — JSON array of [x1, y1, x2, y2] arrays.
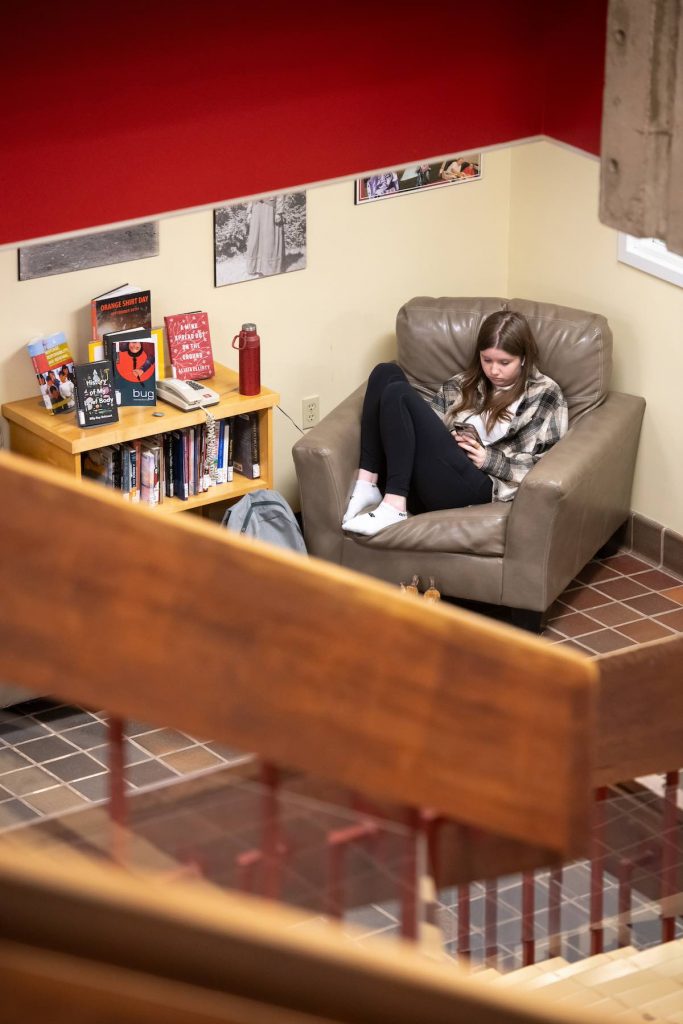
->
[[163, 311, 215, 381]]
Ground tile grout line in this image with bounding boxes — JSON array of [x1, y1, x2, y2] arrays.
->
[[545, 554, 683, 650]]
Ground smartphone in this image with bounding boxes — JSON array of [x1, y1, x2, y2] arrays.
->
[[453, 422, 482, 445]]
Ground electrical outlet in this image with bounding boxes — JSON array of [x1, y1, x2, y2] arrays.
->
[[302, 395, 320, 429]]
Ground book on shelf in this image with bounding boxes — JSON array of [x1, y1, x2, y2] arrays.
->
[[103, 328, 156, 407], [131, 439, 142, 503], [170, 430, 188, 500], [27, 332, 77, 415], [82, 447, 111, 484], [89, 326, 166, 381], [73, 359, 119, 428], [140, 447, 157, 506], [215, 418, 233, 484], [227, 418, 234, 481], [197, 422, 206, 491], [163, 434, 174, 499], [215, 418, 226, 484], [163, 311, 215, 381], [141, 437, 164, 506], [78, 420, 238, 505], [232, 412, 260, 479], [91, 284, 151, 341], [150, 327, 167, 381], [121, 442, 140, 503], [120, 444, 131, 500]]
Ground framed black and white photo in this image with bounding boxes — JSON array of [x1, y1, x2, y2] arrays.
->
[[355, 154, 482, 204], [214, 191, 307, 287], [18, 223, 159, 281]]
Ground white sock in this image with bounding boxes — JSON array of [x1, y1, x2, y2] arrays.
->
[[342, 501, 408, 536], [342, 480, 382, 523]]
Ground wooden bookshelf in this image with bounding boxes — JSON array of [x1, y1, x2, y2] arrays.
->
[[1, 363, 279, 513]]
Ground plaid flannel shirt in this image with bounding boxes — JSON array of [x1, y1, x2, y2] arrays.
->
[[430, 368, 568, 501]]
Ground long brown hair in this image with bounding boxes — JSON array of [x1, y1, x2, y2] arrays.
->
[[447, 310, 539, 432]]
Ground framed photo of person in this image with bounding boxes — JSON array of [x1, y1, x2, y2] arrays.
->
[[354, 154, 482, 204], [214, 191, 307, 287]]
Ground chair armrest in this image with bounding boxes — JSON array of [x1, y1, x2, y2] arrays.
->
[[292, 384, 366, 562], [502, 392, 646, 611]]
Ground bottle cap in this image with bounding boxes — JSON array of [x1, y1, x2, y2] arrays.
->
[[242, 322, 257, 332]]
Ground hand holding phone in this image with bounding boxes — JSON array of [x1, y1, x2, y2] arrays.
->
[[452, 422, 482, 446]]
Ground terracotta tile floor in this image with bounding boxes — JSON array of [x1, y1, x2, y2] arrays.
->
[[541, 551, 683, 655], [0, 703, 252, 830]]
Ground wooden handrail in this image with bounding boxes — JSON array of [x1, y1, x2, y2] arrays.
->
[[594, 632, 683, 786], [0, 841, 612, 1024], [0, 451, 595, 858]]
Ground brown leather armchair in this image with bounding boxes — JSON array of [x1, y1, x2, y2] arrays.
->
[[293, 297, 645, 629]]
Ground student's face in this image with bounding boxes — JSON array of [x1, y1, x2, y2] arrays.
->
[[479, 347, 523, 387], [128, 341, 142, 355]]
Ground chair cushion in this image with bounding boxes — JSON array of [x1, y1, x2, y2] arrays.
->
[[351, 502, 511, 555], [396, 296, 612, 422], [510, 299, 612, 422], [396, 296, 504, 396]]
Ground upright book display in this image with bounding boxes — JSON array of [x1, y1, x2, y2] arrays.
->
[[74, 360, 119, 428], [103, 328, 157, 407], [1, 364, 277, 516], [90, 284, 151, 341], [164, 311, 214, 380], [27, 332, 77, 415]]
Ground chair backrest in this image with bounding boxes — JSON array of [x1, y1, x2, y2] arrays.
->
[[396, 296, 613, 423]]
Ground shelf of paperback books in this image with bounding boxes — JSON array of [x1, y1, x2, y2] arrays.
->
[[1, 364, 279, 514]]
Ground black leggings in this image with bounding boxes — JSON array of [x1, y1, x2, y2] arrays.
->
[[359, 363, 493, 513]]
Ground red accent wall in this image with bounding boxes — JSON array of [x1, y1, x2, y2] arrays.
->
[[540, 0, 608, 155], [1, 0, 607, 246]]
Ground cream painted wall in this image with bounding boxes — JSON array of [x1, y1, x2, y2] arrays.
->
[[0, 150, 511, 507], [508, 140, 683, 536], [3, 142, 678, 531]]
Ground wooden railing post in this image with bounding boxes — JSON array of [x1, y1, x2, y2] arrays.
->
[[661, 769, 680, 943], [590, 787, 608, 956], [521, 872, 535, 966], [548, 866, 563, 958], [485, 878, 498, 967], [108, 716, 127, 865]]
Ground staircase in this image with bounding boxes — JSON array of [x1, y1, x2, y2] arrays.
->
[[0, 451, 680, 1024], [481, 940, 683, 1021]]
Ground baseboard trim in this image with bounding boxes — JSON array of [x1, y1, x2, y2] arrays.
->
[[614, 513, 683, 578]]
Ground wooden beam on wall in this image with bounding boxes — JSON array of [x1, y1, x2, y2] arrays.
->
[[600, 0, 683, 254], [0, 452, 596, 859]]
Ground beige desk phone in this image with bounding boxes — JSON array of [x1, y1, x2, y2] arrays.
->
[[156, 378, 220, 412]]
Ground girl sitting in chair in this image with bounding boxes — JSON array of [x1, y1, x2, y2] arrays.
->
[[342, 309, 567, 537]]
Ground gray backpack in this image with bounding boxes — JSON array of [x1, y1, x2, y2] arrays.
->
[[221, 489, 307, 554]]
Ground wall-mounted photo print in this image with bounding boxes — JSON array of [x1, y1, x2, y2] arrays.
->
[[355, 154, 482, 204], [18, 223, 159, 281], [214, 192, 307, 287]]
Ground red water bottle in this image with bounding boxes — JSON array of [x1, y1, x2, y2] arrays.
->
[[232, 322, 261, 396]]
